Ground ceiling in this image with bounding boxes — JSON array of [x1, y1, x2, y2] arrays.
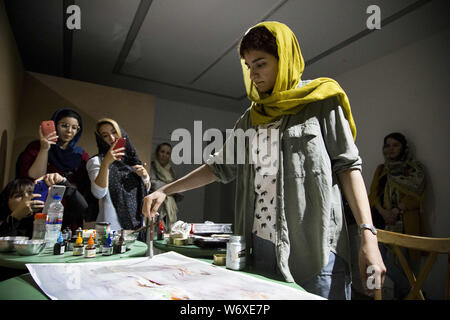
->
[[4, 0, 449, 114]]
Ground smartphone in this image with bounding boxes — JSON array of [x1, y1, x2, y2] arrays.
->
[[33, 180, 49, 203], [42, 185, 66, 214], [41, 120, 57, 142], [113, 137, 126, 160]]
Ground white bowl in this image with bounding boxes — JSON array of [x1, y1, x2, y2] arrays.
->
[[0, 236, 29, 252], [14, 239, 46, 255]]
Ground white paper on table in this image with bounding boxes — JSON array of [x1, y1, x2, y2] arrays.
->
[[26, 251, 325, 300]]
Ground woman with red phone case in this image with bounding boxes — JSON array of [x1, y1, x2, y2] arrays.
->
[[87, 118, 150, 234], [16, 108, 93, 232]]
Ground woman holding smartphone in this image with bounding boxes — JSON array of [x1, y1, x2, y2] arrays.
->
[[16, 108, 92, 231], [0, 173, 72, 237], [87, 118, 150, 232]]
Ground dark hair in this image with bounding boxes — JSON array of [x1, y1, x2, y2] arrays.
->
[[4, 179, 34, 199], [54, 109, 82, 125], [155, 143, 172, 154], [0, 179, 34, 216], [383, 132, 408, 157], [239, 26, 278, 59]]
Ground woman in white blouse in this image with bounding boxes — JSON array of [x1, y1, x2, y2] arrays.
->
[[87, 118, 150, 232]]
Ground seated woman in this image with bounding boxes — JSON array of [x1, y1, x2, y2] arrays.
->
[[368, 132, 427, 299], [16, 108, 93, 230], [150, 143, 183, 232], [0, 173, 84, 237], [87, 118, 150, 234]]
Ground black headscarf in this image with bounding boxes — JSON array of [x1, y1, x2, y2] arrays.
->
[[94, 127, 147, 230], [49, 108, 84, 172]]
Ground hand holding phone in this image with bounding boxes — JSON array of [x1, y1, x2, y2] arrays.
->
[[112, 137, 126, 160], [41, 120, 58, 142]]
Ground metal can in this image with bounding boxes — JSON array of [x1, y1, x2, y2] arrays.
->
[[226, 235, 246, 270]]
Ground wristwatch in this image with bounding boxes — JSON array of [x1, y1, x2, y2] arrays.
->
[[359, 224, 378, 235]]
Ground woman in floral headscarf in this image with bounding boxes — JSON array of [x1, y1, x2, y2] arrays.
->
[[369, 132, 427, 255]]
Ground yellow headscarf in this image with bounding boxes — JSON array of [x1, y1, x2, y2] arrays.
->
[[242, 21, 357, 140]]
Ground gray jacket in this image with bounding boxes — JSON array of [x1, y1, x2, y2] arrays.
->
[[206, 96, 361, 284]]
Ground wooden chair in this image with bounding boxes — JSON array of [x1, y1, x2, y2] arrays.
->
[[374, 229, 450, 300]]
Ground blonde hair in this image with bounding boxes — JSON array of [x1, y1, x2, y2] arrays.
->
[[95, 118, 122, 138]]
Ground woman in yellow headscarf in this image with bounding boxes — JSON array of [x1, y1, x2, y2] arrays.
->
[[142, 21, 385, 300]]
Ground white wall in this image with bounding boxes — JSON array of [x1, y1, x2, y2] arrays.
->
[[151, 97, 241, 223], [335, 28, 450, 299]]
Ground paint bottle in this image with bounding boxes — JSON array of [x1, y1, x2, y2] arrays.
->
[[99, 227, 108, 252], [85, 234, 96, 258], [102, 233, 113, 256], [226, 235, 246, 271], [82, 229, 89, 245], [53, 232, 65, 255], [114, 230, 126, 254], [157, 220, 164, 240], [73, 232, 84, 256], [187, 223, 196, 244]]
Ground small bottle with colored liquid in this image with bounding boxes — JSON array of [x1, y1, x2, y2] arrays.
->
[[157, 220, 164, 240], [99, 227, 108, 252], [73, 232, 84, 256], [85, 234, 96, 258], [102, 233, 113, 256], [114, 230, 126, 254], [53, 232, 65, 255]]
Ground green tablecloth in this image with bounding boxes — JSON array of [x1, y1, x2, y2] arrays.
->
[[153, 239, 226, 258], [0, 240, 148, 270]]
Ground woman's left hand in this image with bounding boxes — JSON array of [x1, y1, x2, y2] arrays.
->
[[132, 164, 149, 180], [35, 173, 66, 186], [10, 194, 45, 220]]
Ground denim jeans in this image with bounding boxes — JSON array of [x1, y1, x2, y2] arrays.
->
[[300, 252, 352, 300], [252, 234, 351, 299]]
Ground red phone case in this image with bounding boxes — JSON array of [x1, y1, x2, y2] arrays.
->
[[41, 120, 57, 141], [113, 138, 126, 159]]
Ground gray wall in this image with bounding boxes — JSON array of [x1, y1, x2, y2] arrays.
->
[[335, 27, 450, 299], [151, 97, 241, 224]]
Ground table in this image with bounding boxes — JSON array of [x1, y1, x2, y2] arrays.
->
[[153, 239, 226, 258], [0, 240, 148, 270], [0, 256, 305, 300]]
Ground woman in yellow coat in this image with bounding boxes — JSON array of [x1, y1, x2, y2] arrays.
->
[[369, 132, 427, 245], [369, 132, 426, 299]]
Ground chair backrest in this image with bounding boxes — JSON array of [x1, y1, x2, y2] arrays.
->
[[375, 229, 450, 300]]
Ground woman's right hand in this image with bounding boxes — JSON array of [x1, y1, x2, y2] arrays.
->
[[103, 140, 125, 167], [10, 193, 45, 221], [39, 125, 58, 151], [142, 190, 165, 220]]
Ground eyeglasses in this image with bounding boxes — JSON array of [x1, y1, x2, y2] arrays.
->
[[11, 191, 32, 199], [58, 123, 80, 132]]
